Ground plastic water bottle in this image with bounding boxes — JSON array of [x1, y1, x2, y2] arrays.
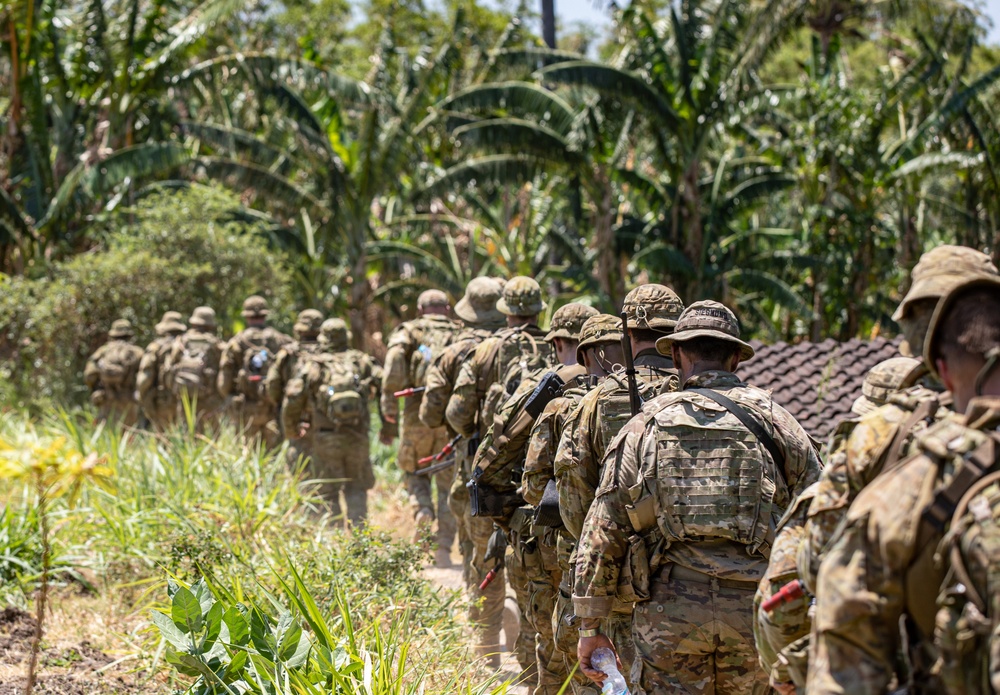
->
[[591, 647, 629, 695]]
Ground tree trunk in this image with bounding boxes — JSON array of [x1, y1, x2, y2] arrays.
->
[[541, 0, 556, 49], [680, 159, 703, 301], [348, 218, 370, 351], [590, 172, 625, 307]]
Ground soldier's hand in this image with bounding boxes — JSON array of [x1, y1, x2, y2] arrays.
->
[[383, 413, 397, 424], [577, 634, 619, 685], [771, 681, 796, 695]]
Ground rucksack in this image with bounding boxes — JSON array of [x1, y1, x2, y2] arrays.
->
[[409, 320, 457, 388], [477, 327, 555, 430], [172, 337, 216, 397], [96, 343, 137, 389], [313, 354, 366, 427], [239, 342, 272, 400]]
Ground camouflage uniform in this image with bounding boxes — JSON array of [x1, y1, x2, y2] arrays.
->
[[218, 296, 292, 448], [809, 274, 1000, 695], [264, 309, 324, 464], [381, 290, 461, 552], [84, 319, 144, 426], [521, 314, 623, 695], [753, 356, 921, 692], [555, 284, 684, 677], [281, 318, 383, 525], [574, 301, 821, 695], [445, 276, 555, 669], [419, 278, 505, 586], [163, 307, 225, 430], [136, 312, 187, 430]]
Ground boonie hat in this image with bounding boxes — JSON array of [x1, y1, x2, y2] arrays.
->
[[851, 356, 924, 416], [294, 309, 324, 337], [893, 245, 997, 321], [576, 314, 624, 364], [497, 276, 545, 317], [655, 300, 754, 361], [241, 295, 270, 318], [546, 303, 598, 341], [924, 275, 1000, 379], [417, 289, 450, 311], [155, 311, 186, 336], [622, 284, 685, 331], [108, 319, 134, 339], [189, 306, 217, 330], [455, 277, 504, 326]]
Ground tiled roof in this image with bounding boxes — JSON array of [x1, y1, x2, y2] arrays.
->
[[737, 336, 904, 444]]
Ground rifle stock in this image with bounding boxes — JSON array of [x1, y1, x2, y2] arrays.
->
[[620, 311, 641, 417]]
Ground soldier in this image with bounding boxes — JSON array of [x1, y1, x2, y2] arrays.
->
[[446, 276, 555, 669], [164, 307, 225, 430], [265, 308, 324, 460], [84, 319, 145, 426], [554, 283, 684, 675], [136, 311, 187, 430], [753, 356, 922, 693], [419, 277, 505, 586], [381, 289, 462, 562], [522, 314, 625, 695], [282, 318, 385, 525], [574, 301, 822, 695], [470, 302, 597, 684], [218, 295, 292, 448], [808, 276, 1000, 695]]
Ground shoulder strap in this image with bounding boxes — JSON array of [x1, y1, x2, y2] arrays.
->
[[880, 395, 940, 475], [475, 327, 521, 399], [687, 387, 786, 472]]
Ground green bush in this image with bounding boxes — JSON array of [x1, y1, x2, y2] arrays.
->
[[0, 186, 294, 408]]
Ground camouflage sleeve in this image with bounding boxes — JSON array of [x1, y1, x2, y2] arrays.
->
[[522, 397, 566, 507], [800, 451, 850, 593], [264, 350, 290, 405], [446, 348, 483, 439], [572, 419, 644, 619], [217, 339, 238, 397], [772, 402, 823, 499], [126, 345, 143, 390], [555, 389, 600, 541], [419, 348, 457, 429], [135, 348, 157, 402], [84, 349, 102, 390], [281, 376, 308, 436], [380, 339, 412, 419]]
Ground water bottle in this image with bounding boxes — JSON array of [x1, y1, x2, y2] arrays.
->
[[591, 647, 629, 695]]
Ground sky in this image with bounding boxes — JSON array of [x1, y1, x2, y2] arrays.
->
[[552, 0, 1000, 44]]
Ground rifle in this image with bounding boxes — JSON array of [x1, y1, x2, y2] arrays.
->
[[761, 579, 805, 613], [417, 433, 461, 467], [620, 311, 641, 417], [414, 457, 455, 477], [393, 386, 426, 398]]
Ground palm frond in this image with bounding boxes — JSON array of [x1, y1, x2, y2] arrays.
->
[[452, 119, 576, 162], [437, 82, 576, 134], [419, 155, 550, 199], [892, 151, 984, 179]]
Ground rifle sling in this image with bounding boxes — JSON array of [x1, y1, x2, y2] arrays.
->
[[687, 387, 786, 474]]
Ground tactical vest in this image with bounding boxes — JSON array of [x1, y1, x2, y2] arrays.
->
[[310, 352, 366, 428], [172, 335, 218, 398], [96, 342, 140, 391], [406, 317, 458, 388], [596, 359, 678, 458]]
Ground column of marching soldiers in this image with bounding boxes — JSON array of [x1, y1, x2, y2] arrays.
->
[[82, 245, 1000, 695]]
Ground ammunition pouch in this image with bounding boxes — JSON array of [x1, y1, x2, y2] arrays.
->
[[533, 478, 562, 527], [467, 469, 521, 519], [616, 533, 651, 603]]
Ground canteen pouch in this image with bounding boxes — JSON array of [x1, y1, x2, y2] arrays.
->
[[616, 533, 651, 603]]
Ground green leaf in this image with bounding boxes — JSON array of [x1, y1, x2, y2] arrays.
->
[[224, 649, 248, 679], [223, 606, 250, 646], [171, 586, 203, 634], [201, 601, 224, 654], [437, 81, 576, 134], [151, 610, 190, 650]]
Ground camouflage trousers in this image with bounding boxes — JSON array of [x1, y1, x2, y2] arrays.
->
[[399, 412, 456, 549], [469, 513, 507, 665], [230, 397, 281, 450], [175, 391, 224, 433], [506, 509, 540, 683], [308, 428, 374, 526], [140, 390, 177, 431], [93, 392, 140, 427], [448, 466, 475, 588], [631, 570, 768, 695]]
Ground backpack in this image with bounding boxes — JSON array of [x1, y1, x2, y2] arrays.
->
[[238, 341, 272, 400], [96, 342, 140, 390], [478, 327, 555, 430], [409, 320, 457, 388], [313, 354, 366, 427], [172, 337, 216, 397]]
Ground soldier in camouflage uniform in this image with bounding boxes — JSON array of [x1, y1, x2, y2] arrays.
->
[[265, 309, 324, 461], [808, 276, 1000, 695], [574, 301, 821, 695], [85, 319, 145, 426], [218, 296, 292, 448], [419, 278, 506, 586], [282, 318, 385, 525], [555, 284, 684, 677], [471, 302, 597, 685], [753, 356, 922, 694], [446, 276, 555, 670], [522, 314, 626, 695], [381, 289, 461, 562], [135, 311, 186, 430], [164, 307, 225, 430]]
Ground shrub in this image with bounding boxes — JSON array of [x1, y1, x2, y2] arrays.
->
[[0, 186, 295, 408]]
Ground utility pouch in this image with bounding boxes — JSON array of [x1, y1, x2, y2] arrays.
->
[[626, 483, 658, 533], [467, 472, 509, 518], [616, 533, 651, 603], [533, 478, 562, 527]]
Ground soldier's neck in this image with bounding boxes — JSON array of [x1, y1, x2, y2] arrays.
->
[[506, 316, 536, 329]]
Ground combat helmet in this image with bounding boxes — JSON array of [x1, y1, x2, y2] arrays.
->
[[417, 289, 450, 311], [656, 300, 754, 361], [851, 356, 924, 416], [319, 318, 351, 351], [576, 314, 624, 364], [455, 277, 504, 327], [241, 295, 270, 319], [155, 311, 186, 336], [108, 319, 134, 339], [293, 309, 324, 339], [622, 284, 684, 331], [546, 302, 598, 341], [189, 307, 217, 330], [497, 276, 545, 317]]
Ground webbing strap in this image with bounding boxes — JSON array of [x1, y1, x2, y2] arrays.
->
[[687, 387, 786, 472]]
